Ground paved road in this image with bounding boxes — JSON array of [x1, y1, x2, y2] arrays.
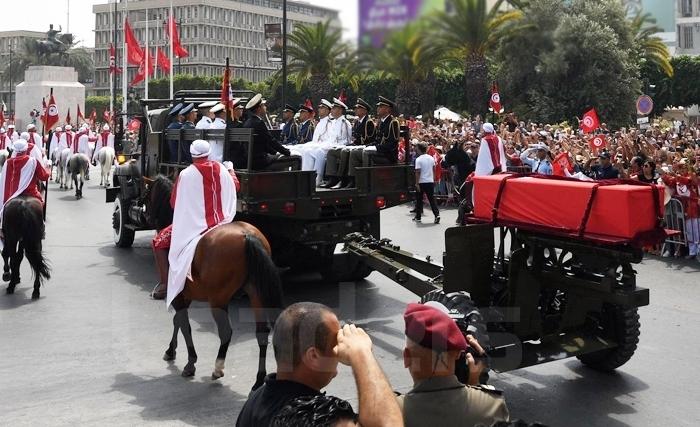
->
[[1, 171, 698, 426]]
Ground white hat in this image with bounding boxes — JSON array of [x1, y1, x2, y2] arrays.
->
[[245, 93, 266, 110], [103, 124, 110, 131], [65, 124, 72, 131], [55, 126, 63, 132], [8, 124, 15, 129], [534, 143, 550, 152], [482, 123, 495, 134], [13, 139, 28, 153], [27, 123, 36, 131], [189, 139, 211, 158], [332, 98, 348, 109], [0, 127, 5, 134], [198, 101, 218, 109], [20, 131, 30, 141], [210, 103, 226, 114], [320, 99, 333, 109]]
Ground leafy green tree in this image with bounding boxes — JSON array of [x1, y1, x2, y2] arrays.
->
[[431, 0, 524, 114], [2, 37, 94, 83], [629, 11, 673, 77], [285, 20, 358, 104]]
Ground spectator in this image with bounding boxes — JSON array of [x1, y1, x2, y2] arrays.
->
[[519, 143, 553, 175], [586, 151, 620, 180], [398, 302, 510, 427], [661, 160, 699, 260], [272, 395, 358, 427], [413, 143, 441, 224], [634, 160, 657, 184], [236, 302, 402, 427]]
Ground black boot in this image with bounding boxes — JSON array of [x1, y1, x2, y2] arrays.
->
[[343, 177, 356, 188], [320, 177, 339, 188]]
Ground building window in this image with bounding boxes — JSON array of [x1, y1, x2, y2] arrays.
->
[[683, 25, 694, 49], [681, 0, 693, 17]]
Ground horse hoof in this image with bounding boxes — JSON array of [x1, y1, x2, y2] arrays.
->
[[2, 272, 9, 282], [6, 287, 15, 295], [163, 350, 176, 361], [182, 366, 196, 377], [211, 370, 224, 380], [31, 291, 40, 300]]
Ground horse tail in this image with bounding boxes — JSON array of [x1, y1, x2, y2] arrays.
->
[[244, 234, 283, 310], [18, 200, 51, 283]]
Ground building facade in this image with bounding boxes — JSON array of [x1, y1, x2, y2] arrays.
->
[[0, 30, 45, 113], [92, 0, 339, 97], [676, 0, 700, 55]]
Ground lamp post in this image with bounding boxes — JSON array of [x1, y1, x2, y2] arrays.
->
[[282, 0, 287, 108]]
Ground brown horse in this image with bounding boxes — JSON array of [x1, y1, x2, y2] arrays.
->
[[149, 176, 282, 389]]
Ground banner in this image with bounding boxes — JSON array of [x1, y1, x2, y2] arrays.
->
[[359, 0, 445, 48], [264, 23, 283, 62]]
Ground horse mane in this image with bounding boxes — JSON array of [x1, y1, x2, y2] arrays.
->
[[150, 175, 174, 230]]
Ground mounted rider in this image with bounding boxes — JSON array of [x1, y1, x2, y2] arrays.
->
[[48, 126, 63, 160], [0, 128, 10, 152], [0, 139, 50, 250], [25, 124, 44, 153], [6, 124, 19, 146], [149, 140, 240, 304], [13, 132, 45, 165], [59, 124, 76, 154], [92, 124, 115, 164]]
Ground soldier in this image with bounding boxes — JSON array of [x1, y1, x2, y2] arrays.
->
[[295, 99, 334, 185], [179, 103, 197, 163], [208, 103, 227, 162], [297, 103, 315, 144], [399, 302, 510, 427], [230, 98, 245, 128], [346, 96, 399, 188], [243, 94, 300, 171], [323, 98, 376, 188], [196, 101, 217, 129], [281, 104, 299, 145], [166, 103, 184, 163], [319, 98, 352, 188]]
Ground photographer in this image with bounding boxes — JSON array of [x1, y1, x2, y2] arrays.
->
[[398, 303, 509, 427]]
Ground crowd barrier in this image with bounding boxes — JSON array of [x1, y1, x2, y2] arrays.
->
[[664, 198, 687, 247]]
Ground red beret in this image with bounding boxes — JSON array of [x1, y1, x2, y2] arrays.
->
[[404, 303, 467, 352]]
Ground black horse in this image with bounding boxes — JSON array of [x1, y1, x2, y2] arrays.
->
[[2, 197, 51, 299]]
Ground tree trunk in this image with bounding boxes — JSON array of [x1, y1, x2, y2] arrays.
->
[[464, 52, 489, 116], [308, 73, 334, 106], [395, 80, 421, 117]]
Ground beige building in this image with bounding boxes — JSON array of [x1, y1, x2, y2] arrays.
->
[[0, 30, 45, 112], [676, 0, 700, 55], [92, 0, 340, 97]]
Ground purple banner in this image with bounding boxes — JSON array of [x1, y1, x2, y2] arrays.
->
[[359, 0, 425, 48]]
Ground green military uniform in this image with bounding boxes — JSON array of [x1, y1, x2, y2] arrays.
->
[[397, 375, 509, 427]]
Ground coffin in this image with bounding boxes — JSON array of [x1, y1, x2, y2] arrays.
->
[[473, 174, 665, 242]]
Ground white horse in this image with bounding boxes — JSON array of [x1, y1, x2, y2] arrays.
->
[[68, 153, 90, 199], [57, 148, 71, 190], [0, 149, 8, 173], [96, 146, 115, 187]]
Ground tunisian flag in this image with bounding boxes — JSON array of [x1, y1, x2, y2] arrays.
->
[[580, 108, 600, 134], [157, 46, 171, 74], [129, 50, 155, 86], [45, 94, 59, 130], [552, 152, 574, 176], [124, 19, 144, 66], [489, 82, 504, 114], [588, 134, 608, 153], [109, 43, 122, 74], [166, 16, 189, 58]]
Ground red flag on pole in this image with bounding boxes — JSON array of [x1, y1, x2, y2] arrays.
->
[[103, 109, 112, 124], [157, 46, 171, 74], [0, 109, 5, 129], [124, 19, 144, 66], [109, 43, 122, 74], [221, 62, 231, 107], [45, 93, 59, 130], [129, 50, 155, 87], [89, 108, 97, 126], [304, 97, 314, 113], [41, 98, 47, 124], [489, 82, 504, 114], [166, 16, 189, 58], [338, 89, 347, 105], [588, 134, 608, 153], [65, 108, 72, 127], [77, 105, 84, 123], [580, 108, 600, 134]]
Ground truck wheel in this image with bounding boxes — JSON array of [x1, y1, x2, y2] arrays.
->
[[420, 290, 490, 384], [577, 305, 640, 371], [113, 195, 135, 248]]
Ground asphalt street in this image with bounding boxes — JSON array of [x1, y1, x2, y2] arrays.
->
[[0, 169, 699, 427]]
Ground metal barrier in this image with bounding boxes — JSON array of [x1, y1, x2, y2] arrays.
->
[[664, 198, 687, 246]]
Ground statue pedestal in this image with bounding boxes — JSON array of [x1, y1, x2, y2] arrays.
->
[[15, 66, 85, 132]]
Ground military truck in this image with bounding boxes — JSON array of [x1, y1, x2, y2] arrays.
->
[[107, 90, 413, 280]]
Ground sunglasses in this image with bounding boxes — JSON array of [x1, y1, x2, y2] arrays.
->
[[643, 164, 651, 168]]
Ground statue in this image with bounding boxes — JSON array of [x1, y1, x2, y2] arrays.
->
[[34, 24, 74, 62]]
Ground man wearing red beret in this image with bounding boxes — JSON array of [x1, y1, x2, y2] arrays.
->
[[398, 302, 510, 427]]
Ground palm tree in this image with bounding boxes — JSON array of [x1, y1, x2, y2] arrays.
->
[[370, 23, 447, 115], [630, 11, 673, 77], [285, 20, 358, 104], [2, 37, 94, 84], [432, 0, 524, 114]]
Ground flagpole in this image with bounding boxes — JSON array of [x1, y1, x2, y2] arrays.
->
[[122, 0, 128, 119], [169, 0, 174, 100], [145, 7, 149, 100]]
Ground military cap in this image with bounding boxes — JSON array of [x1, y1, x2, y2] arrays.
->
[[404, 302, 467, 352], [283, 104, 297, 113], [376, 95, 396, 109], [298, 104, 314, 113], [246, 93, 266, 111], [210, 103, 226, 114], [355, 98, 371, 111], [198, 100, 218, 109], [319, 99, 333, 109], [332, 98, 348, 110], [168, 103, 183, 117], [179, 103, 196, 115], [232, 98, 244, 109]]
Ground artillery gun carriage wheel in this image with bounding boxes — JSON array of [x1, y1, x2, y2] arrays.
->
[[421, 290, 490, 384], [577, 304, 640, 371], [113, 195, 135, 248]]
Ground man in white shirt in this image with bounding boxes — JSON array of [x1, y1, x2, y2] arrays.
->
[[413, 142, 440, 224], [294, 99, 335, 185], [317, 98, 352, 187], [195, 101, 217, 129], [207, 103, 227, 162]]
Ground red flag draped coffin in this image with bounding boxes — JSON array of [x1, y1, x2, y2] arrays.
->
[[473, 174, 664, 241]]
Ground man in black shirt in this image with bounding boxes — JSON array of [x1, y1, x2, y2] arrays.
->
[[587, 151, 620, 180], [236, 302, 402, 427]]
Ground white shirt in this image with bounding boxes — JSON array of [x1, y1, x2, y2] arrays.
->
[[209, 117, 226, 130], [196, 116, 212, 129], [415, 154, 436, 184], [329, 115, 351, 146], [311, 116, 334, 144]]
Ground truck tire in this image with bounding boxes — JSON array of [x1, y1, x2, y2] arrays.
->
[[113, 195, 135, 248], [420, 290, 490, 384], [577, 305, 640, 371]]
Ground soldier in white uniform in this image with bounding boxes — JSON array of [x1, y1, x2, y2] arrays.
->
[[294, 99, 335, 185], [318, 98, 352, 187], [207, 102, 227, 162], [195, 101, 217, 129]]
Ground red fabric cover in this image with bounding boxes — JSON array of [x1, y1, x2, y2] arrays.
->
[[404, 303, 467, 352], [473, 174, 664, 240], [152, 224, 173, 250]]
